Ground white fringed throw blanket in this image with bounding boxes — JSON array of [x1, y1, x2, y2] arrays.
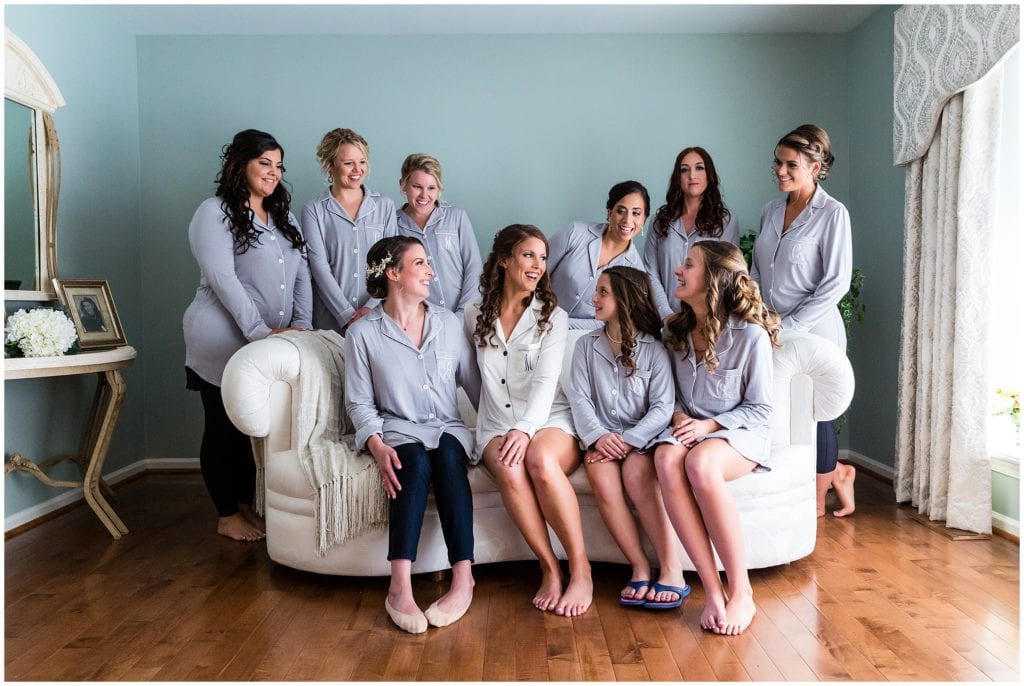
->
[[251, 329, 388, 556]]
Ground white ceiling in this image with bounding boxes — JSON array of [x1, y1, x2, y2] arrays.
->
[[115, 3, 886, 36]]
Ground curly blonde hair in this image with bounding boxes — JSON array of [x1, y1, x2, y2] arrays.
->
[[473, 224, 557, 347], [664, 241, 781, 372]]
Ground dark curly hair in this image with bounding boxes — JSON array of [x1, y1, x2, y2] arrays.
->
[[664, 241, 781, 373], [473, 224, 557, 348], [651, 146, 731, 239], [365, 235, 424, 300], [215, 129, 303, 253], [601, 266, 662, 377]]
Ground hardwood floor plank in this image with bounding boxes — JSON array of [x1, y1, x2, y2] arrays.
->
[[4, 472, 1017, 682]]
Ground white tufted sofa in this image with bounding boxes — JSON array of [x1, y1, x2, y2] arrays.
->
[[222, 330, 853, 577]]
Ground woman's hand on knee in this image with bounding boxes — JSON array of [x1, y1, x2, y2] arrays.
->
[[592, 433, 630, 462], [497, 429, 530, 467], [368, 434, 402, 498], [671, 417, 720, 448]]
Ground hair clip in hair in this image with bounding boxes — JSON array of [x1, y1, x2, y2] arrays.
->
[[366, 251, 393, 279]]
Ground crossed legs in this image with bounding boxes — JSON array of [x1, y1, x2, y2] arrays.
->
[[484, 428, 591, 616], [654, 438, 756, 634]]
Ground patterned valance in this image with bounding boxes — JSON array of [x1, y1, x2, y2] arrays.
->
[[893, 4, 1019, 166]]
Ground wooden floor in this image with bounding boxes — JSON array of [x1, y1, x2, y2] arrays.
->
[[3, 472, 1019, 681]]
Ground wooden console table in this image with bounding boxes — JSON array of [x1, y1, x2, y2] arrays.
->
[[5, 345, 137, 538]]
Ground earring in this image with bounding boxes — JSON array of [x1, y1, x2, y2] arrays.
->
[[326, 173, 334, 185]]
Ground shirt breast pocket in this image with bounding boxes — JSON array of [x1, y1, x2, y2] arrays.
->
[[365, 222, 386, 245], [434, 350, 457, 384], [786, 238, 816, 267], [627, 368, 652, 397], [696, 367, 742, 414], [435, 231, 458, 254], [515, 342, 543, 373]]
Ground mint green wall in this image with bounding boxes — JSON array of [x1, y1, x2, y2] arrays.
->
[[136, 32, 851, 463], [4, 7, 146, 517], [13, 5, 964, 528], [844, 6, 905, 467]]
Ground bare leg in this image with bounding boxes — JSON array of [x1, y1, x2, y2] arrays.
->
[[584, 455, 651, 602], [238, 503, 266, 533], [685, 439, 757, 635], [217, 512, 265, 541], [816, 473, 833, 517], [654, 442, 726, 631], [832, 462, 856, 517], [482, 438, 563, 611], [526, 429, 592, 617], [622, 453, 685, 603]]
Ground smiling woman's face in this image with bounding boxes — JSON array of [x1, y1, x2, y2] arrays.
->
[[605, 192, 646, 242], [501, 236, 548, 293]]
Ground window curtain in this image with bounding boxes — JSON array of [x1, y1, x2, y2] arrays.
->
[[893, 4, 1019, 534]]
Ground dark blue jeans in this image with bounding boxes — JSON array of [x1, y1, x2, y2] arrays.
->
[[388, 433, 474, 564], [817, 420, 838, 474]]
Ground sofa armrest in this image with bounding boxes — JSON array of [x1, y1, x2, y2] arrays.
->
[[222, 336, 302, 453], [771, 332, 855, 447]]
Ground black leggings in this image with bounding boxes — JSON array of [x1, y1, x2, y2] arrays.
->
[[816, 420, 838, 474], [190, 370, 255, 517]]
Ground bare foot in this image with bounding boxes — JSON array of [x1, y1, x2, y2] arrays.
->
[[239, 504, 266, 532], [832, 463, 856, 517], [721, 591, 756, 635], [701, 589, 728, 632], [533, 569, 563, 612], [217, 513, 265, 542], [554, 575, 593, 617]]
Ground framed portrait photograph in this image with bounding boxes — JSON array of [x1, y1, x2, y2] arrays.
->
[[52, 278, 127, 350]]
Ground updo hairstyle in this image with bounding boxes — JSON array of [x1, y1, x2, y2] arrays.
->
[[364, 235, 424, 300], [400, 153, 444, 195], [777, 124, 834, 181]]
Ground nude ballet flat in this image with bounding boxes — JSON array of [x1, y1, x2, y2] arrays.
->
[[385, 598, 428, 634], [424, 597, 472, 628]]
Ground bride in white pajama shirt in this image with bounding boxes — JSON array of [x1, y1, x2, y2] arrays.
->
[[465, 224, 592, 618]]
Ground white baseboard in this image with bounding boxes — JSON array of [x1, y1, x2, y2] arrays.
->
[[839, 449, 894, 479], [840, 450, 1020, 539], [4, 458, 199, 533], [991, 511, 1020, 538]]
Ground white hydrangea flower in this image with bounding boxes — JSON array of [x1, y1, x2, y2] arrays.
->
[[4, 308, 79, 357]]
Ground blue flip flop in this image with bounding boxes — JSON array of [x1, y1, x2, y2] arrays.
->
[[619, 580, 652, 607], [643, 582, 690, 610]]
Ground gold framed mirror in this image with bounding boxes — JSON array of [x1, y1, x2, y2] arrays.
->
[[4, 28, 64, 301]]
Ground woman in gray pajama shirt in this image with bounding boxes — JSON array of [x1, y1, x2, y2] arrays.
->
[[654, 240, 781, 636], [547, 181, 649, 329], [301, 128, 398, 334], [394, 153, 482, 316], [345, 236, 480, 634], [750, 124, 856, 518], [645, 146, 740, 319], [183, 129, 311, 543]]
